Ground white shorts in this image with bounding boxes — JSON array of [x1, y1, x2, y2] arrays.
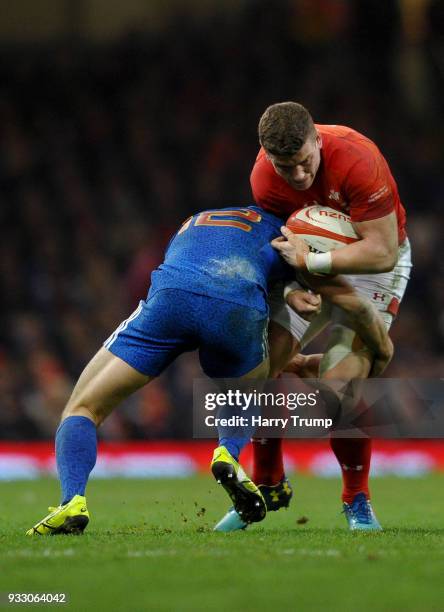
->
[[269, 238, 412, 348]]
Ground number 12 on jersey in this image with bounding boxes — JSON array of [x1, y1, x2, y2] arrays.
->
[[178, 209, 262, 234]]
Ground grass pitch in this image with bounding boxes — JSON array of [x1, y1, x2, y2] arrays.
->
[[1, 475, 443, 611]]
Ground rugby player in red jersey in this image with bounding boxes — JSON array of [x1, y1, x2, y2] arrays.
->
[[215, 102, 412, 532]]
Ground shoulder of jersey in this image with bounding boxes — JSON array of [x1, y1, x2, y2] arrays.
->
[[318, 125, 377, 175]]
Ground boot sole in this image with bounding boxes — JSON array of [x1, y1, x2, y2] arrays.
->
[[212, 462, 266, 523]]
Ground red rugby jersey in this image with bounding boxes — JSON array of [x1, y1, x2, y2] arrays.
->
[[251, 124, 407, 243]]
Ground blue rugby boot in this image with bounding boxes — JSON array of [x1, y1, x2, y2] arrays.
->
[[342, 492, 382, 531], [213, 507, 248, 532], [214, 476, 293, 532]]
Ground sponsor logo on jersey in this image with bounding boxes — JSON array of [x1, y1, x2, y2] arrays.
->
[[328, 189, 342, 202]]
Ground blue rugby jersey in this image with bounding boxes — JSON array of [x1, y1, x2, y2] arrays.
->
[[149, 206, 290, 312]]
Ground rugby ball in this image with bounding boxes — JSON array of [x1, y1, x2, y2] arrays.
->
[[286, 204, 359, 252]]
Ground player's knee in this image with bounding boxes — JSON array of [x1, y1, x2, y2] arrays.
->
[[320, 324, 372, 379], [319, 323, 355, 377], [62, 397, 106, 427]]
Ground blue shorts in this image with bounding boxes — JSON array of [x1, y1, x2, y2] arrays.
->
[[104, 289, 268, 378]]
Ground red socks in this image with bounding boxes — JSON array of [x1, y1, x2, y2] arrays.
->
[[251, 436, 372, 503], [330, 437, 372, 503], [251, 438, 284, 486]]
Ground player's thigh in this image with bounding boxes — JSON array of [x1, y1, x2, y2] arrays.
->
[[64, 346, 153, 424], [198, 300, 269, 378], [66, 290, 199, 424], [105, 293, 198, 378], [320, 239, 412, 379], [318, 244, 413, 379], [346, 238, 412, 327]]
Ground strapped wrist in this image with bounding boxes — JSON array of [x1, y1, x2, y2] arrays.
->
[[305, 251, 332, 275]]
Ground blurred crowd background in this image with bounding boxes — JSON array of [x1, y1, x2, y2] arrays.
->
[[1, 0, 443, 440]]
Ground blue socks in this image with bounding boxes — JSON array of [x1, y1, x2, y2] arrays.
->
[[55, 416, 97, 505], [218, 437, 250, 462]]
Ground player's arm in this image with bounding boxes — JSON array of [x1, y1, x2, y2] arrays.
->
[[272, 212, 398, 276], [329, 211, 398, 274], [283, 282, 322, 321], [334, 154, 400, 274], [271, 150, 400, 274], [295, 272, 393, 376]]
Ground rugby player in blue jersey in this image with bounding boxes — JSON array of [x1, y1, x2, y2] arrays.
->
[[26, 206, 392, 535]]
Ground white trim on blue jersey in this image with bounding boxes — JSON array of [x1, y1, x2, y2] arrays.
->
[[103, 301, 143, 349]]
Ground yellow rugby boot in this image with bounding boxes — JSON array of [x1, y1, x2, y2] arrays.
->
[[211, 446, 266, 524], [26, 495, 89, 536]]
